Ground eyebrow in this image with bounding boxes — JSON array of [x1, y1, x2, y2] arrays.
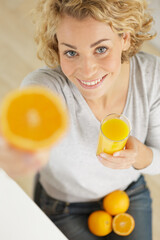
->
[[60, 39, 110, 49]]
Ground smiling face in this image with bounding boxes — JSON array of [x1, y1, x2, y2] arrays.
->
[[56, 15, 130, 101]]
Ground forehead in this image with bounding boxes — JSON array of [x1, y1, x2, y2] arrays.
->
[[56, 15, 115, 42]]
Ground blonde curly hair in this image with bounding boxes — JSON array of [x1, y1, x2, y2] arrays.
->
[[32, 0, 156, 68]]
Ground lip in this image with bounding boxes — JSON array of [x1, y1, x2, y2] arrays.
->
[[77, 74, 108, 89]]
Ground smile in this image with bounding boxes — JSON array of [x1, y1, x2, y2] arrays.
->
[[81, 78, 102, 86], [77, 74, 108, 89]]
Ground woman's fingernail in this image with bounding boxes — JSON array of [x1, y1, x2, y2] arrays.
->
[[97, 155, 103, 161], [113, 152, 120, 157], [100, 153, 106, 158]]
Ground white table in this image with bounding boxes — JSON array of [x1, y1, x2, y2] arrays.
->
[[0, 169, 68, 240]]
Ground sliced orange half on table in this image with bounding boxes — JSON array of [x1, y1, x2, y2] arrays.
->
[[112, 213, 135, 236], [0, 86, 69, 152]]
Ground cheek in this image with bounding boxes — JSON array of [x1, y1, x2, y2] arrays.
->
[[103, 53, 122, 73], [60, 57, 75, 77]]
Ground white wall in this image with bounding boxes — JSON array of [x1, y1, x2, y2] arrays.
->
[[149, 0, 160, 50]]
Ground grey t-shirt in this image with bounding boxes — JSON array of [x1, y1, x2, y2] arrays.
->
[[21, 52, 160, 202]]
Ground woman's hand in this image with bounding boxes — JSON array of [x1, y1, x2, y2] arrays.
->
[[0, 136, 50, 177], [97, 136, 153, 170]]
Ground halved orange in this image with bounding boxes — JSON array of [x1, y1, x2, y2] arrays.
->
[[0, 86, 69, 152], [112, 213, 135, 236], [88, 210, 112, 237]]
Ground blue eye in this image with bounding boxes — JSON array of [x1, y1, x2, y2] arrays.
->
[[96, 47, 107, 54], [65, 51, 77, 57]]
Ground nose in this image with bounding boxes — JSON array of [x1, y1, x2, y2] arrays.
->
[[79, 56, 97, 79]]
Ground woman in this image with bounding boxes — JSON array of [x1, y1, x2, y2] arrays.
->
[[1, 0, 160, 239]]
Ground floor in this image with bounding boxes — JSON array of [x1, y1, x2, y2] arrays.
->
[[0, 1, 160, 239]]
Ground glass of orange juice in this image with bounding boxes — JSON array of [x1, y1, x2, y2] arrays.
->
[[96, 113, 131, 155]]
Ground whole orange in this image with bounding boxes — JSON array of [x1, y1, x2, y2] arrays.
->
[[103, 190, 129, 215], [88, 210, 112, 236]]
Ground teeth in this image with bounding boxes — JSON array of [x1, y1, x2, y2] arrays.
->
[[81, 78, 102, 86]]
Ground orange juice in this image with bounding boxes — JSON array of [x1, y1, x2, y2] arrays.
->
[[96, 114, 130, 155]]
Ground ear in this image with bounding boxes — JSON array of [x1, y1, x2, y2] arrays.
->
[[122, 32, 130, 51]]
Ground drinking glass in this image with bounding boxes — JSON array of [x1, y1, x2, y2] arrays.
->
[[96, 113, 131, 155]]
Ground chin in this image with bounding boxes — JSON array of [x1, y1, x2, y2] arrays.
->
[[82, 88, 106, 100]]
